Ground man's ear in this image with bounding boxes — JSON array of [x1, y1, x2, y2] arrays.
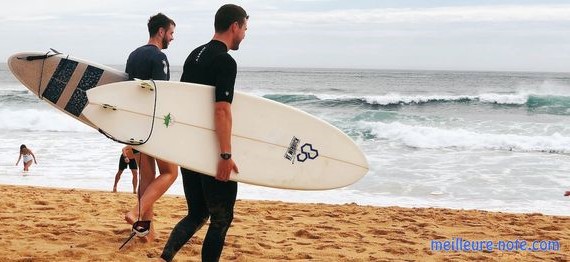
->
[[231, 22, 239, 33]]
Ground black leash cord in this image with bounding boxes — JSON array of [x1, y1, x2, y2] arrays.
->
[[97, 79, 159, 146]]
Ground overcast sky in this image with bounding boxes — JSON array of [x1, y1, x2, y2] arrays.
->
[[2, 0, 570, 72]]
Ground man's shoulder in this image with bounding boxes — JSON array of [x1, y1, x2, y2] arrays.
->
[[213, 52, 237, 68], [130, 45, 165, 59]]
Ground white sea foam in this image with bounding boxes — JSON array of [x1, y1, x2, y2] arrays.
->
[[313, 91, 569, 106], [364, 121, 570, 153], [478, 93, 529, 104], [0, 108, 92, 132]]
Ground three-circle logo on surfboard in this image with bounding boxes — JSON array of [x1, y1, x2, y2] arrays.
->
[[284, 136, 319, 164]]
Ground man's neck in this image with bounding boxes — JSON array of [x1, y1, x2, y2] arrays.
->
[[148, 38, 162, 49], [212, 34, 231, 51]]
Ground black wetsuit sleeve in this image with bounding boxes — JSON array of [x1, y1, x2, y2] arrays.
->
[[151, 52, 170, 81], [213, 54, 237, 103]]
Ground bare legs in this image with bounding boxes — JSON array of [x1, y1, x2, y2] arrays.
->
[[23, 160, 33, 171], [130, 169, 138, 194], [126, 153, 178, 242], [113, 169, 138, 193], [113, 169, 123, 192]]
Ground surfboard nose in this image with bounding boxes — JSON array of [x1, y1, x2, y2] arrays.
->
[[8, 52, 48, 93]]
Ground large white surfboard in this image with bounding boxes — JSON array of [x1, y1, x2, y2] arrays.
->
[[7, 50, 127, 128], [82, 80, 369, 190]]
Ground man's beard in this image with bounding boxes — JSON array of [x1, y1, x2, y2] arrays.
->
[[162, 37, 169, 49], [231, 39, 241, 51]]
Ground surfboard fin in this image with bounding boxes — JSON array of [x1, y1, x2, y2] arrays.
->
[[135, 79, 155, 91], [101, 104, 117, 110], [129, 138, 145, 145], [49, 48, 62, 54]]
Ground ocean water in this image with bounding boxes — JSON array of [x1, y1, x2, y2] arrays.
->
[[1, 63, 570, 215]]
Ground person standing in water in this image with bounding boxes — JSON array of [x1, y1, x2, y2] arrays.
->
[[15, 144, 37, 171]]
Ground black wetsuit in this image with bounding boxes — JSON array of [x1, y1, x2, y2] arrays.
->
[[160, 40, 237, 262]]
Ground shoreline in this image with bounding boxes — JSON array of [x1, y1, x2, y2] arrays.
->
[[4, 181, 568, 216], [0, 184, 568, 261]]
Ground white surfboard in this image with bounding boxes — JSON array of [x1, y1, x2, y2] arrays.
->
[[7, 50, 127, 128], [82, 80, 369, 190]]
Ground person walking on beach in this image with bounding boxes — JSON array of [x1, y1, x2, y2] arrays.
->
[[113, 146, 138, 194], [123, 13, 179, 242], [159, 4, 247, 261], [15, 144, 37, 171]]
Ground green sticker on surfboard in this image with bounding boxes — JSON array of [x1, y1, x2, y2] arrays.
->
[[164, 113, 172, 127]]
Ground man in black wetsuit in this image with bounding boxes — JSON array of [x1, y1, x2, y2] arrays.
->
[[159, 4, 248, 262], [124, 13, 179, 242]]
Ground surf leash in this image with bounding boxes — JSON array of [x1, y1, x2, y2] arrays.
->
[[113, 80, 158, 249], [119, 231, 137, 250], [119, 221, 152, 250], [118, 156, 144, 250], [16, 49, 60, 61], [118, 151, 153, 250], [16, 48, 67, 101], [97, 79, 159, 146], [32, 50, 52, 101]]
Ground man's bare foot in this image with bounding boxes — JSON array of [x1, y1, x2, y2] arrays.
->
[[140, 225, 156, 243], [124, 211, 137, 225], [113, 187, 117, 193]]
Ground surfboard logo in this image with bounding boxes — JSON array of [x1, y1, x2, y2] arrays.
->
[[297, 143, 319, 162], [285, 136, 300, 162], [284, 136, 319, 163], [163, 113, 173, 127]]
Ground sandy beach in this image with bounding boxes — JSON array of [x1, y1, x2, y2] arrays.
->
[[0, 184, 568, 261]]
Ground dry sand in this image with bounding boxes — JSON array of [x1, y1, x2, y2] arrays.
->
[[0, 184, 568, 261]]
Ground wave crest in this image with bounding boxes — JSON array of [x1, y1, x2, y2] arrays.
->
[[0, 108, 92, 133], [263, 92, 570, 114], [362, 121, 570, 153]]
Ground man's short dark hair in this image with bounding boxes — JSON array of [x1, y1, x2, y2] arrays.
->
[[148, 13, 175, 37], [215, 4, 249, 33]]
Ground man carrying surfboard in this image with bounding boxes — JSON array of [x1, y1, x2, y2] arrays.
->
[[123, 13, 179, 242], [159, 4, 247, 262]]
